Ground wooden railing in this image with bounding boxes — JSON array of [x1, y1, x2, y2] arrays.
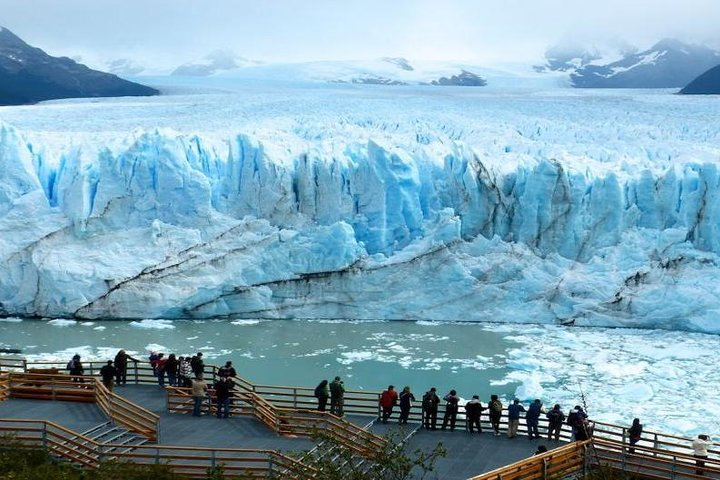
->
[[0, 372, 9, 401], [468, 440, 590, 480], [592, 437, 720, 480], [93, 380, 159, 442], [166, 385, 386, 459], [4, 372, 159, 442], [0, 418, 315, 478]]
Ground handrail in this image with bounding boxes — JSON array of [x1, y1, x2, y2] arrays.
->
[[93, 379, 160, 442], [467, 440, 590, 480], [0, 418, 316, 478], [0, 372, 9, 401], [167, 383, 388, 459]]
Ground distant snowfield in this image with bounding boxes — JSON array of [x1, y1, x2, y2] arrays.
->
[[1, 81, 720, 332]]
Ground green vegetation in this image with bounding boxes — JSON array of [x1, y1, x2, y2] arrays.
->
[[289, 430, 447, 480], [0, 437, 187, 480]]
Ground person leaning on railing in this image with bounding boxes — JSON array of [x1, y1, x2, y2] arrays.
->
[[329, 376, 345, 417], [113, 349, 138, 387], [692, 434, 713, 476]]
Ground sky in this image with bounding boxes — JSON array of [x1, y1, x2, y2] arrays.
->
[[1, 0, 719, 69]]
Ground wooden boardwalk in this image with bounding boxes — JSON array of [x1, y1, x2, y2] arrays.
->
[[0, 384, 563, 480]]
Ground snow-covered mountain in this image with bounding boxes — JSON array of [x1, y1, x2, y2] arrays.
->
[[570, 39, 720, 88], [0, 26, 159, 105], [680, 63, 720, 94], [536, 39, 720, 88], [169, 56, 540, 87], [1, 85, 720, 331], [171, 50, 260, 76], [106, 58, 146, 76]]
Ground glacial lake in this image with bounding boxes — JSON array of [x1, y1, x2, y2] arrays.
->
[[2, 318, 718, 438]]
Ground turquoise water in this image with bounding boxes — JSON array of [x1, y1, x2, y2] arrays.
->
[[2, 318, 720, 437]]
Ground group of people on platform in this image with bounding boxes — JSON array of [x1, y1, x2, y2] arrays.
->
[[66, 351, 238, 419]]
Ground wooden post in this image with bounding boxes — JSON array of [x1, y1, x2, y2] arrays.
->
[[542, 457, 548, 480], [293, 388, 297, 409], [653, 433, 659, 457], [671, 454, 677, 480]]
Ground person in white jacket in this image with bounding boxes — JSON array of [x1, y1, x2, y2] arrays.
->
[[691, 434, 714, 476]]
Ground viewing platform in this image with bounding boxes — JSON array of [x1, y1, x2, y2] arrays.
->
[[1, 357, 719, 479]]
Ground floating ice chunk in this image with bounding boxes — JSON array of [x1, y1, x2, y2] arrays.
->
[[614, 382, 654, 402], [93, 326, 106, 331], [129, 319, 175, 330], [48, 319, 77, 327], [145, 343, 167, 353], [230, 320, 263, 326], [0, 317, 23, 323]]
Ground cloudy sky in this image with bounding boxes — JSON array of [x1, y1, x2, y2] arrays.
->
[[1, 0, 719, 68]]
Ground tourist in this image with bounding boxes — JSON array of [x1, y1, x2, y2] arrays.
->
[[149, 351, 160, 376], [422, 387, 440, 430], [329, 376, 345, 417], [191, 376, 208, 416], [507, 399, 526, 439], [546, 404, 566, 441], [379, 385, 398, 424], [628, 418, 643, 453], [214, 376, 234, 418], [164, 354, 179, 386], [99, 360, 116, 391], [465, 395, 485, 433], [67, 354, 84, 382], [489, 394, 503, 436], [441, 389, 460, 431], [113, 349, 137, 387], [526, 399, 544, 439], [178, 356, 193, 387], [155, 353, 167, 387], [568, 405, 590, 441], [314, 379, 329, 411], [217, 361, 237, 378], [692, 434, 713, 476], [398, 386, 416, 425], [190, 352, 204, 379]]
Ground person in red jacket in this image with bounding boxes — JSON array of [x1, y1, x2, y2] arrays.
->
[[379, 385, 399, 424]]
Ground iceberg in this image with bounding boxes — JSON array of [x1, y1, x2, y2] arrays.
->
[[1, 88, 720, 333]]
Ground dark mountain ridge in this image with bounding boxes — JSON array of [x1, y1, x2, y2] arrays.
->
[[0, 26, 158, 106]]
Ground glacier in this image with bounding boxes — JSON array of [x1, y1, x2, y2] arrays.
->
[[1, 84, 720, 332]]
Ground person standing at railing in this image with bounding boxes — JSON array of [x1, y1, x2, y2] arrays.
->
[[441, 389, 460, 432], [178, 356, 192, 387], [398, 386, 416, 425], [214, 376, 234, 418], [191, 376, 208, 416], [465, 395, 485, 433], [113, 349, 138, 387], [217, 361, 236, 379], [507, 399, 526, 439], [329, 376, 345, 417], [314, 379, 329, 411], [155, 354, 167, 387], [627, 418, 642, 453], [422, 387, 440, 430], [66, 354, 84, 383], [692, 434, 713, 476], [379, 385, 398, 424], [546, 404, 566, 441], [165, 354, 179, 387], [190, 352, 204, 379], [489, 394, 503, 436], [568, 405, 590, 440], [99, 360, 117, 391], [526, 399, 544, 439]]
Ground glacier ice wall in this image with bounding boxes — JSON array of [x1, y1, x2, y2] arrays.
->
[[1, 122, 720, 332]]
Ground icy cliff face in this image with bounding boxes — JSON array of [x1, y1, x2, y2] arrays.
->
[[1, 90, 720, 332]]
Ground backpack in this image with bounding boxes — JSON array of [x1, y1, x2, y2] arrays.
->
[[314, 385, 322, 398], [66, 360, 74, 370], [422, 392, 435, 410], [567, 411, 580, 426], [491, 400, 503, 414]]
